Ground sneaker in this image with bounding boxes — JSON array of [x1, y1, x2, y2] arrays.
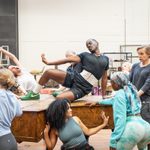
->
[[21, 91, 40, 100]]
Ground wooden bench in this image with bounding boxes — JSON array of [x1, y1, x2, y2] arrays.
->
[[11, 95, 113, 143]]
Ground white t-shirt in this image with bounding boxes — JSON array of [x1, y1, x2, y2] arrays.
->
[[17, 68, 37, 91]]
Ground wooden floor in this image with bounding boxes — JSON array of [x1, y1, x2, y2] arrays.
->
[[18, 129, 138, 150]]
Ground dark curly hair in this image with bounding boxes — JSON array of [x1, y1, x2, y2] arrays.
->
[[46, 99, 70, 130]]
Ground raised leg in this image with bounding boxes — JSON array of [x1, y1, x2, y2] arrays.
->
[[39, 69, 67, 85]]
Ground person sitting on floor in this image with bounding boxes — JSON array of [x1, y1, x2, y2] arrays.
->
[[0, 67, 22, 150], [21, 39, 109, 101], [87, 72, 150, 150], [0, 47, 37, 94], [44, 98, 109, 150]]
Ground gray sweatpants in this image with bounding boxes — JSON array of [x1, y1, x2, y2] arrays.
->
[[0, 133, 18, 150]]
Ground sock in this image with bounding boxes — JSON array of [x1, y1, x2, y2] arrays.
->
[[19, 85, 27, 95], [33, 83, 43, 93]]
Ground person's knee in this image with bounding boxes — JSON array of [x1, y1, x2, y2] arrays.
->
[[55, 95, 71, 101], [55, 95, 63, 99], [39, 69, 53, 84], [55, 95, 74, 102], [40, 69, 55, 81], [44, 69, 52, 76]]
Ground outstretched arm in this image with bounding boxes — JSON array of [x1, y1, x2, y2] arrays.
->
[[74, 112, 109, 136], [41, 53, 81, 65], [44, 124, 58, 150], [0, 47, 22, 67]]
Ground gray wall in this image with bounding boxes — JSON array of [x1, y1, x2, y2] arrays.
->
[[0, 0, 18, 60]]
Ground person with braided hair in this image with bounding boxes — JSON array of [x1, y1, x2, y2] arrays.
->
[[87, 72, 150, 150], [0, 67, 22, 150]]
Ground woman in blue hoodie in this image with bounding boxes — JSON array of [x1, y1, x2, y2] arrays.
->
[[88, 72, 150, 150]]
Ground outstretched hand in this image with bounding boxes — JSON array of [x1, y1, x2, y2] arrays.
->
[[41, 53, 49, 65], [85, 101, 97, 107]]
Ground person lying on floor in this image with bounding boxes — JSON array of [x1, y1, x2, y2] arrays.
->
[[43, 98, 109, 150], [87, 72, 150, 150]]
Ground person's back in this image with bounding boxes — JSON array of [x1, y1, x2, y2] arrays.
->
[[0, 68, 22, 150], [0, 90, 22, 134], [96, 72, 150, 150]]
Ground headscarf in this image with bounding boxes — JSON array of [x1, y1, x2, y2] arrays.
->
[[110, 72, 141, 113], [110, 71, 129, 88]]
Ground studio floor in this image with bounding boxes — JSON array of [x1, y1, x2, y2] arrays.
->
[[18, 129, 138, 150]]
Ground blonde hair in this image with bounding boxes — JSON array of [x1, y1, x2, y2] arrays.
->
[[0, 68, 16, 89]]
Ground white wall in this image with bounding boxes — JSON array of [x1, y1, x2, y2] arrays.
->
[[18, 0, 150, 70]]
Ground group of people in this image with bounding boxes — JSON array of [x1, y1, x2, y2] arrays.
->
[[21, 38, 109, 101], [0, 39, 150, 150]]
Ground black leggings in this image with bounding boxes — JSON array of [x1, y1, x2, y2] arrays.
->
[[61, 142, 94, 150], [0, 133, 18, 150]]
